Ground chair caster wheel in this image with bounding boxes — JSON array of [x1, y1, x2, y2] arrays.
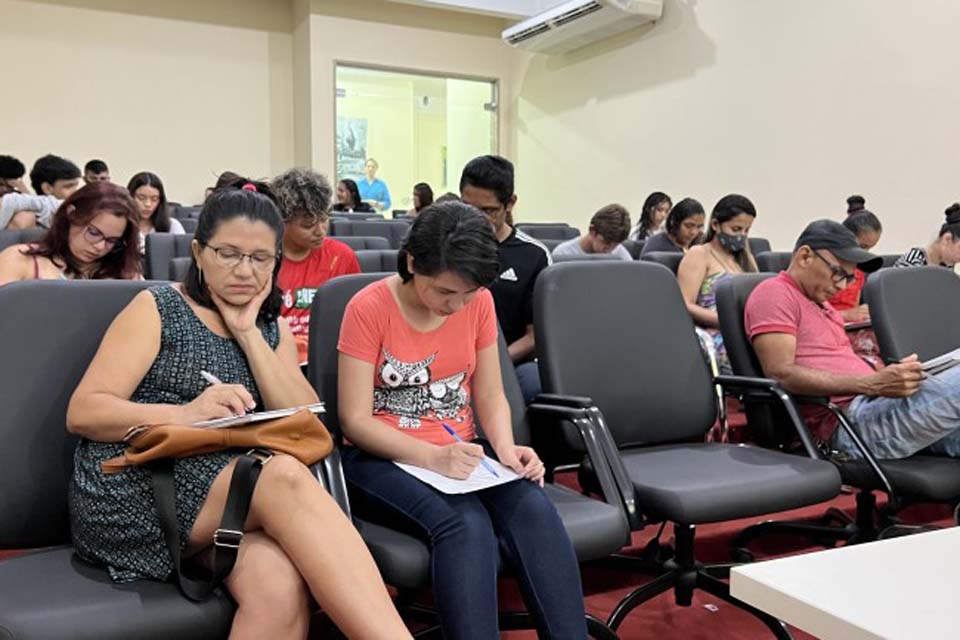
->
[[731, 547, 754, 563]]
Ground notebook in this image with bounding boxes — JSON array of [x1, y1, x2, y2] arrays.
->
[[193, 403, 325, 429], [921, 348, 960, 376]]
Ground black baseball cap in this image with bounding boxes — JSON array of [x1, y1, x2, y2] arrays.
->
[[795, 219, 883, 273]]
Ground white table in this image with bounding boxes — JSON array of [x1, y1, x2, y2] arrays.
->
[[731, 527, 958, 640]]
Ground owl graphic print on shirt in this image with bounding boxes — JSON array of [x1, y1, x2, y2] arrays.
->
[[373, 348, 468, 429]]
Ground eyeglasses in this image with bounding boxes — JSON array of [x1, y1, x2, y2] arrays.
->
[[83, 225, 126, 252], [812, 250, 856, 285], [205, 244, 277, 272], [294, 212, 329, 229]]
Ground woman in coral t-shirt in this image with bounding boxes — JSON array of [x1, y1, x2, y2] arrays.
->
[[338, 203, 587, 639]]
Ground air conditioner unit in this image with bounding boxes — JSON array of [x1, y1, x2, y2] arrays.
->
[[502, 0, 662, 55]]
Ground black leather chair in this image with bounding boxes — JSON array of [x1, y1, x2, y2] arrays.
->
[[334, 235, 391, 251], [755, 251, 792, 273], [640, 251, 682, 275], [621, 239, 643, 259], [515, 224, 580, 240], [534, 262, 842, 635], [354, 249, 398, 273], [717, 273, 960, 542], [329, 220, 409, 249], [307, 273, 627, 639], [0, 227, 47, 253], [749, 237, 772, 255], [0, 280, 237, 639], [553, 252, 621, 263], [145, 233, 194, 280]]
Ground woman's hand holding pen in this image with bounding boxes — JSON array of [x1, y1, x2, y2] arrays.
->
[[177, 371, 256, 424]]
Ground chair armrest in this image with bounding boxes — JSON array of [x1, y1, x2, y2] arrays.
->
[[528, 402, 642, 531], [310, 447, 353, 518], [713, 374, 822, 459], [821, 402, 896, 501], [532, 393, 594, 408]]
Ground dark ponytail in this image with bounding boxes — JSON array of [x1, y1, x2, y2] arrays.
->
[[939, 203, 960, 239]]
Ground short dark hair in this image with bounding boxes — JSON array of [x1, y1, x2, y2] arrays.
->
[[590, 203, 631, 243], [30, 154, 80, 194], [459, 155, 514, 206], [843, 210, 882, 237], [636, 191, 672, 236], [127, 171, 172, 232], [272, 168, 332, 221], [0, 155, 25, 180], [413, 182, 434, 211], [665, 197, 705, 239], [397, 201, 500, 288], [184, 178, 284, 322], [23, 182, 141, 279], [84, 159, 109, 174], [338, 179, 363, 208], [940, 203, 960, 239]]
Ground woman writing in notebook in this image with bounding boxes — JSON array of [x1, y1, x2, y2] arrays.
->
[[67, 180, 410, 639], [338, 201, 587, 639]]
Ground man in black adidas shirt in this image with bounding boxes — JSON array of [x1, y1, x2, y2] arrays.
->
[[460, 155, 551, 402]]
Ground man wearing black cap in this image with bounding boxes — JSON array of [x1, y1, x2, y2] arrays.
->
[[744, 219, 957, 460]]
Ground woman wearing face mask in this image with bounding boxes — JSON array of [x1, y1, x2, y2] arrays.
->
[[678, 194, 758, 373], [0, 181, 142, 285]]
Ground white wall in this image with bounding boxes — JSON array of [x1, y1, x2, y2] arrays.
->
[[511, 0, 960, 253]]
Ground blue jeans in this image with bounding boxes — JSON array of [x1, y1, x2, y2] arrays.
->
[[515, 361, 541, 405], [834, 364, 960, 459], [342, 445, 587, 640]]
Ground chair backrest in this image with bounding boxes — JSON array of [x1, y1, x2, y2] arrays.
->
[[307, 274, 390, 436], [749, 237, 772, 255], [171, 256, 192, 282], [621, 239, 643, 259], [334, 235, 392, 251], [538, 238, 565, 253], [333, 212, 384, 221], [330, 220, 410, 249], [173, 205, 202, 220], [879, 254, 900, 269], [180, 219, 199, 234], [355, 249, 399, 273], [535, 262, 716, 446], [865, 266, 960, 361], [755, 251, 792, 273], [515, 224, 580, 240], [0, 228, 47, 253], [0, 280, 154, 548], [640, 251, 683, 275], [553, 252, 621, 263], [145, 233, 194, 280]]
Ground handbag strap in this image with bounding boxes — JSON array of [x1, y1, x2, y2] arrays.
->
[[151, 450, 269, 601]]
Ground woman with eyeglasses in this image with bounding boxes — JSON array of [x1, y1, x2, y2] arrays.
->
[[127, 172, 184, 252], [272, 168, 361, 365], [0, 181, 141, 285], [67, 180, 411, 639]]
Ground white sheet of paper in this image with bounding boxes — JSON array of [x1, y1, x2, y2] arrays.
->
[[394, 459, 521, 494]]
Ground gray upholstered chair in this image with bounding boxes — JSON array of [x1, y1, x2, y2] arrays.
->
[[170, 256, 192, 283], [0, 227, 47, 253], [621, 239, 643, 259], [553, 252, 621, 263], [329, 220, 409, 249], [755, 251, 793, 273], [717, 273, 960, 544], [640, 251, 682, 275], [534, 261, 842, 635], [354, 249, 398, 273], [145, 233, 194, 280], [748, 237, 772, 255], [334, 235, 391, 251], [515, 223, 580, 240], [307, 273, 626, 639], [0, 280, 236, 639]]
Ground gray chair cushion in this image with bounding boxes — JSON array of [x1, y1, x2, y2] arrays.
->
[[357, 520, 432, 591], [552, 252, 621, 263], [180, 219, 198, 234], [515, 224, 580, 240], [171, 257, 192, 283], [334, 236, 391, 251], [354, 249, 398, 273], [621, 443, 841, 524], [329, 221, 409, 249], [838, 456, 960, 500], [755, 251, 792, 273], [0, 228, 47, 253], [0, 547, 233, 640], [621, 239, 643, 259], [145, 234, 194, 280], [640, 251, 682, 275], [543, 483, 627, 562], [748, 237, 772, 255]]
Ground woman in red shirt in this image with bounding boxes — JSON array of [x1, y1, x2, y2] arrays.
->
[[338, 202, 587, 639], [828, 209, 882, 320]]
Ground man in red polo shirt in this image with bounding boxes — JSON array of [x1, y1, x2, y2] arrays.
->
[[273, 168, 360, 364], [745, 219, 960, 460]]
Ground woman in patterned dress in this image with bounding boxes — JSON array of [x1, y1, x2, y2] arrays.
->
[[67, 180, 410, 639]]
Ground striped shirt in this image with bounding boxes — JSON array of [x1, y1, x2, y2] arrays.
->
[[894, 247, 928, 268]]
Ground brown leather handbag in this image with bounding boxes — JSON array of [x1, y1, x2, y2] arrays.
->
[[101, 408, 333, 474]]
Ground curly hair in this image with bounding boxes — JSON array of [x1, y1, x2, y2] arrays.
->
[[271, 168, 333, 221]]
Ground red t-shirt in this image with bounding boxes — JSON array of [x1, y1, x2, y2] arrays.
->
[[337, 278, 498, 445], [279, 238, 360, 364], [744, 272, 875, 441], [827, 269, 865, 311]]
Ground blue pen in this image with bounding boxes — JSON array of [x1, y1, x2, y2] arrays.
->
[[441, 422, 499, 478]]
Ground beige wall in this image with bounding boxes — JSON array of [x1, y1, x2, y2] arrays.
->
[[1, 0, 294, 205], [511, 0, 960, 254]]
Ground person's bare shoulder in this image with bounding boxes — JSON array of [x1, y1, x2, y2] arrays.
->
[[0, 243, 34, 284]]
